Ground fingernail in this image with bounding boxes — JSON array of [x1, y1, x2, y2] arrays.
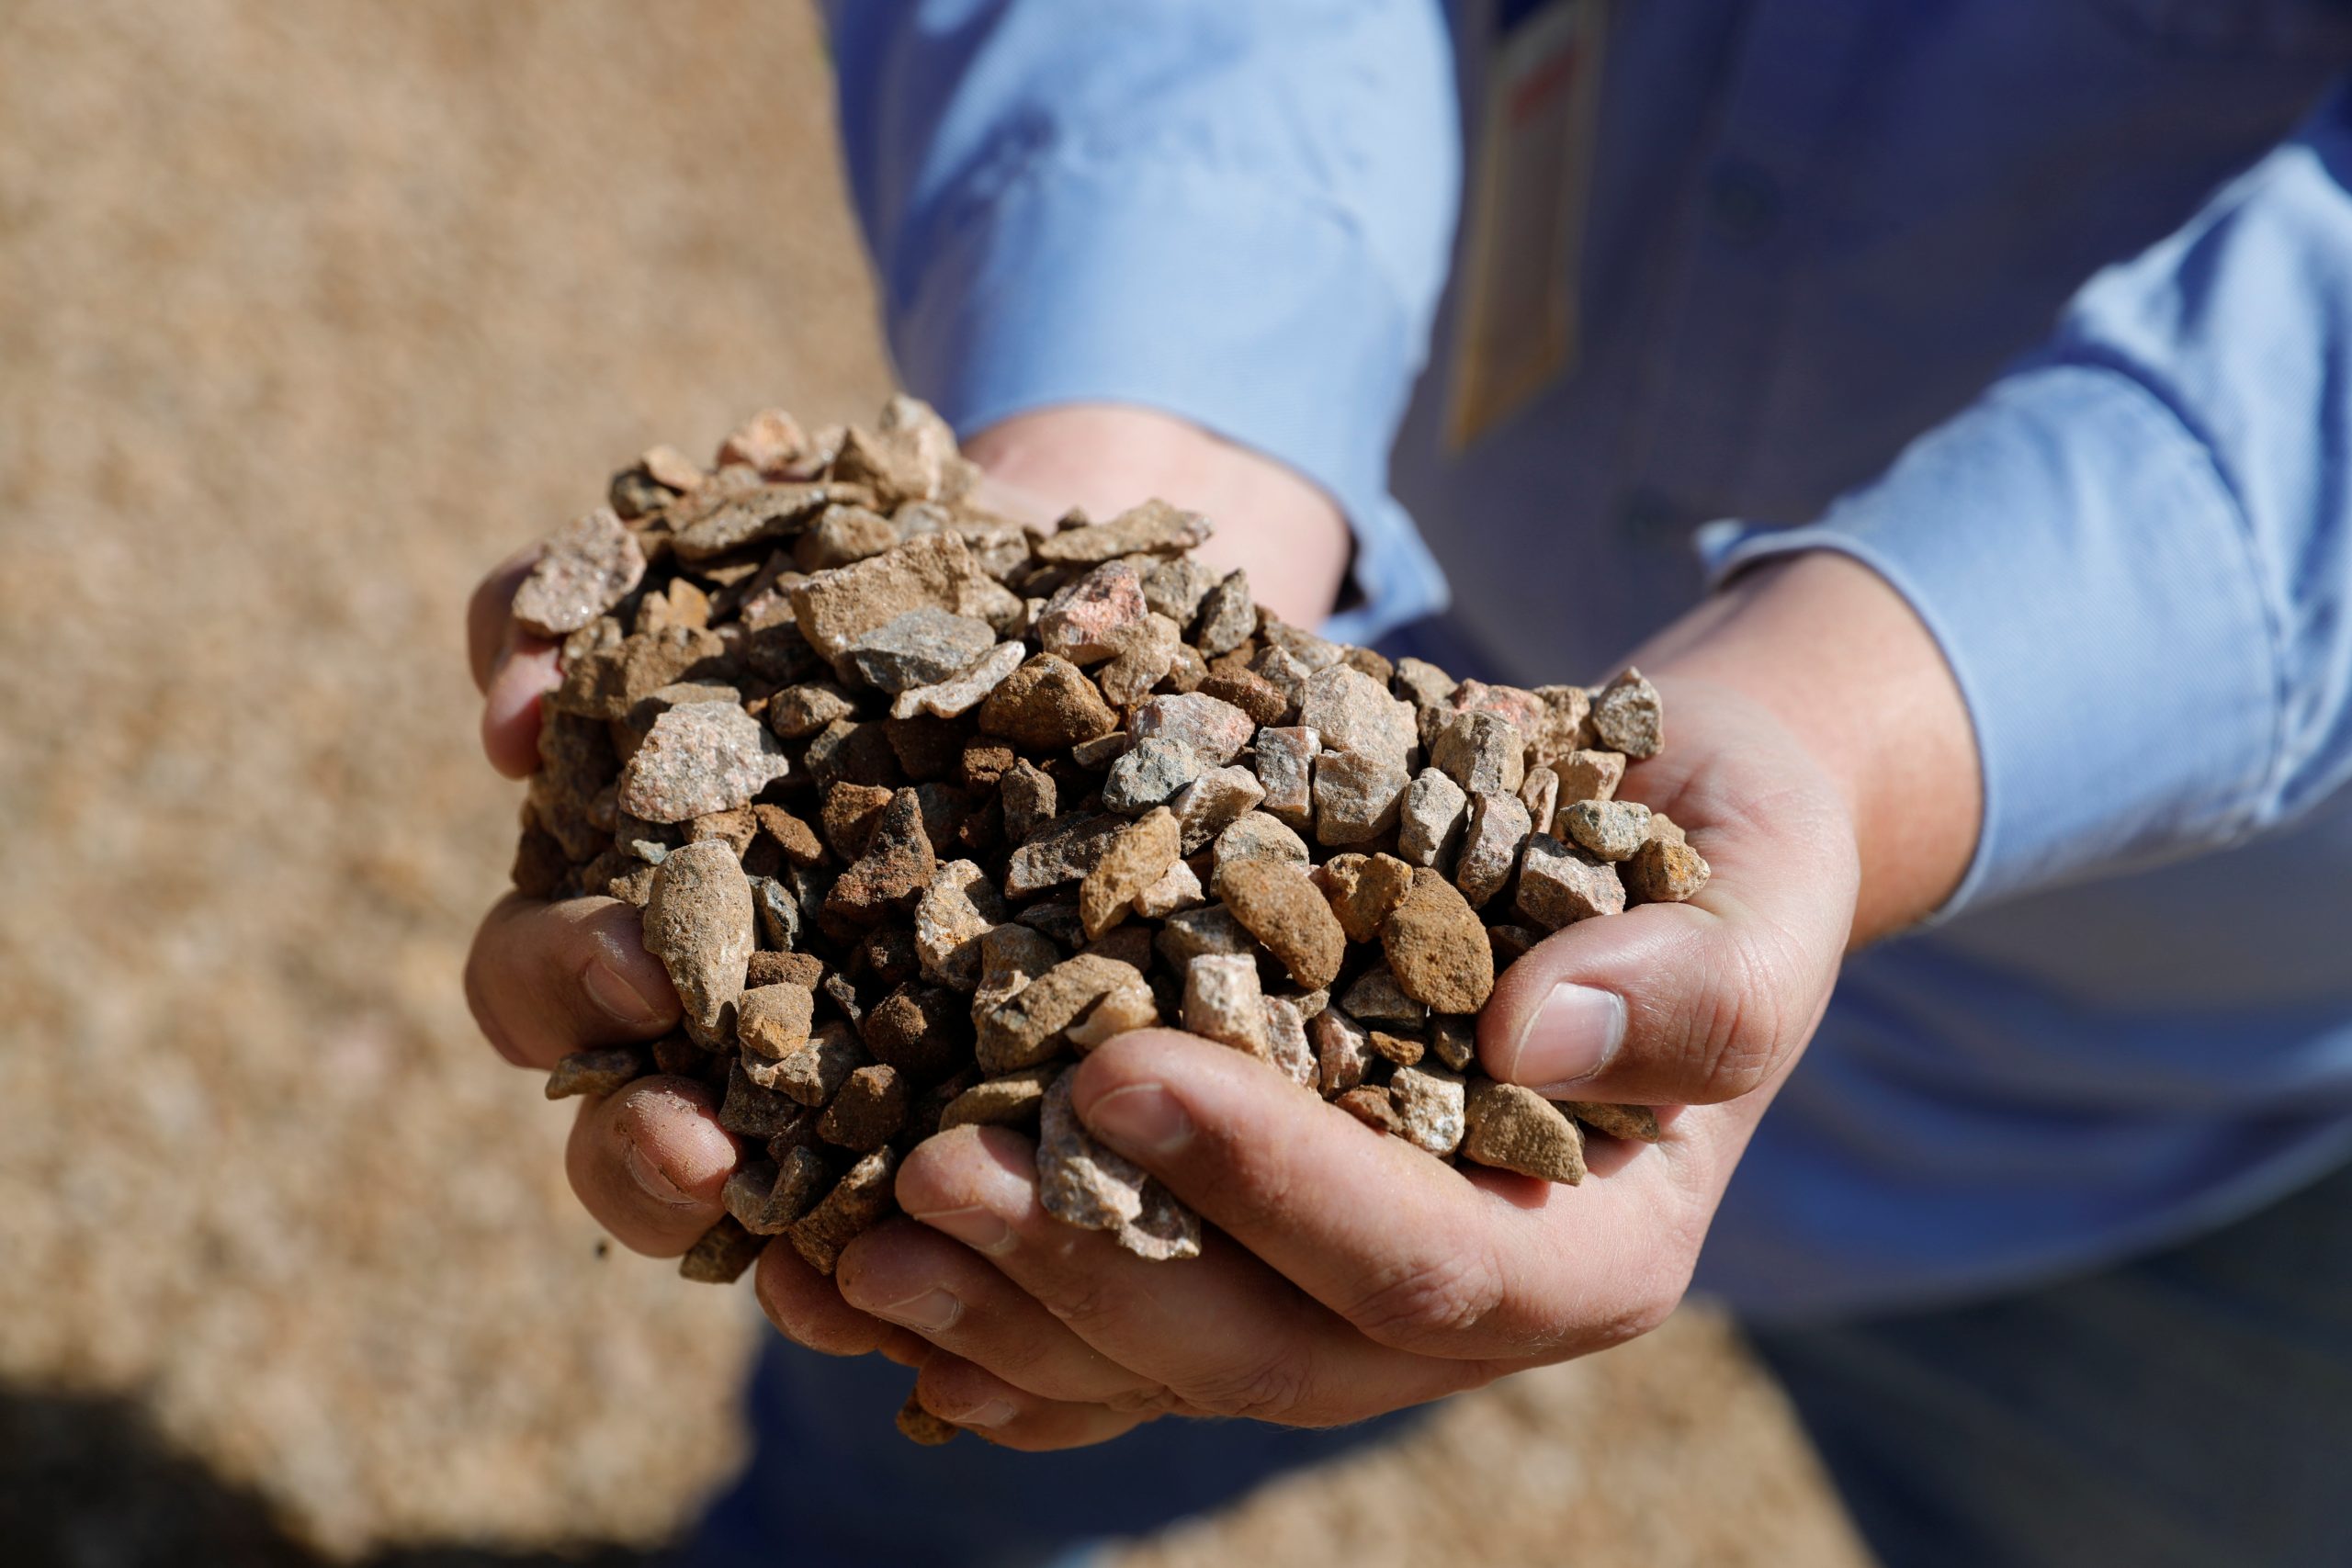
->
[[584, 959, 666, 1029], [1080, 1082, 1193, 1156], [624, 1141, 701, 1208], [909, 1203, 1015, 1257], [951, 1397, 1019, 1430], [868, 1287, 962, 1333], [1507, 983, 1627, 1091]]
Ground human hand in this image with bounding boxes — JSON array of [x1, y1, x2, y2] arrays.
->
[[753, 674, 1866, 1447]]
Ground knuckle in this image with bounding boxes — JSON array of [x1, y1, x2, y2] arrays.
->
[[1178, 1347, 1314, 1422], [1680, 924, 1804, 1102], [1340, 1245, 1509, 1353]]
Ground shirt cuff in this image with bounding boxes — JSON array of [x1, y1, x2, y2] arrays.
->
[[1702, 364, 2287, 915], [888, 153, 1450, 645]]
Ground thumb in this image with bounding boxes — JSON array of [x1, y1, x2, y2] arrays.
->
[[1476, 787, 1857, 1107]]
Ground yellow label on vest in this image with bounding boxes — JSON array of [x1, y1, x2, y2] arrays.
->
[[1445, 0, 1610, 452]]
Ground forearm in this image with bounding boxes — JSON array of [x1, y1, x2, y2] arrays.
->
[[1633, 553, 1981, 945], [967, 404, 1353, 627]]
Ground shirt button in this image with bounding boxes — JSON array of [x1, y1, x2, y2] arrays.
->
[[1706, 159, 1781, 244]]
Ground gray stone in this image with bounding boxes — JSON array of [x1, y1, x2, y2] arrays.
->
[[1397, 767, 1469, 870], [1454, 790, 1533, 908], [1130, 693, 1256, 766], [616, 702, 790, 823], [642, 840, 755, 1048], [1102, 737, 1203, 814], [1168, 764, 1266, 853], [1390, 1065, 1467, 1157], [1252, 726, 1321, 829], [1430, 710, 1526, 796], [845, 607, 999, 694], [1516, 834, 1627, 930], [1561, 797, 1652, 863], [1311, 750, 1409, 846], [1299, 665, 1416, 767]]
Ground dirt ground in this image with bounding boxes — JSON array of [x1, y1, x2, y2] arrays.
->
[[0, 4, 1867, 1563]]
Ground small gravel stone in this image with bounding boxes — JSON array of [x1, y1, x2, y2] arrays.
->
[[1093, 612, 1182, 706], [913, 860, 1001, 989], [1004, 810, 1124, 896], [737, 983, 816, 1059], [789, 533, 985, 664], [1318, 852, 1416, 943], [978, 954, 1152, 1072], [1561, 798, 1652, 863], [1336, 1085, 1405, 1136], [1300, 665, 1417, 768], [1038, 561, 1148, 665], [642, 840, 755, 1048], [617, 702, 790, 824], [1624, 836, 1712, 904], [1311, 1005, 1377, 1095], [1102, 737, 1202, 814], [1198, 668, 1289, 728], [1516, 834, 1627, 930], [1340, 964, 1429, 1029], [845, 607, 998, 694], [819, 1063, 908, 1150], [1130, 693, 1256, 767], [1130, 855, 1206, 919], [1000, 759, 1058, 845], [825, 788, 936, 923], [1157, 903, 1257, 966], [1430, 711, 1526, 796], [1454, 791, 1533, 908], [1036, 1074, 1204, 1260], [1261, 996, 1320, 1090], [1192, 570, 1257, 655], [1141, 557, 1219, 624], [978, 653, 1119, 750], [1169, 765, 1267, 853], [1591, 667, 1664, 759], [722, 1146, 831, 1235], [789, 1147, 899, 1276], [1252, 727, 1321, 829], [976, 923, 1062, 1013], [1370, 1030, 1425, 1067], [1552, 747, 1627, 804], [795, 504, 899, 571], [1531, 684, 1595, 761], [1215, 858, 1345, 990], [1035, 500, 1213, 563], [678, 1217, 767, 1284], [1311, 750, 1410, 847], [1080, 807, 1182, 938], [1518, 765, 1559, 836], [1061, 970, 1159, 1051], [1212, 812, 1310, 872], [544, 1043, 650, 1100], [513, 506, 647, 637], [1430, 1014, 1477, 1072], [1562, 1101, 1664, 1142], [747, 1019, 867, 1106], [1183, 953, 1272, 1058], [768, 681, 857, 739], [888, 639, 1024, 720], [938, 1065, 1060, 1132], [1462, 1081, 1587, 1183], [1397, 767, 1470, 870], [1381, 867, 1498, 1013], [1390, 1066, 1466, 1157]]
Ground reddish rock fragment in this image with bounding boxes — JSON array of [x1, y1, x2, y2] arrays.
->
[[1215, 858, 1346, 990], [1463, 1081, 1588, 1184], [513, 506, 647, 637]]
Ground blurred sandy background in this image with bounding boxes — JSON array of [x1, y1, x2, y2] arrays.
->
[[0, 4, 1866, 1563]]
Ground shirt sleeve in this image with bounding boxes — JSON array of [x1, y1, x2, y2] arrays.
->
[[1709, 82, 2352, 915], [820, 0, 1462, 643]]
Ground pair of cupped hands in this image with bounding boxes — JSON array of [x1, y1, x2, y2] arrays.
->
[[463, 407, 1973, 1449]]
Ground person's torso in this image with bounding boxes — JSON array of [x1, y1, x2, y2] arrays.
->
[[1391, 0, 2352, 1316]]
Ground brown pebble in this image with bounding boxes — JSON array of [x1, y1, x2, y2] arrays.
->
[[978, 652, 1119, 750], [544, 1043, 650, 1100], [1336, 1085, 1403, 1136], [1369, 1030, 1426, 1067], [977, 953, 1151, 1073], [1080, 807, 1182, 939], [1462, 1080, 1588, 1184], [1624, 836, 1712, 904], [1198, 668, 1289, 727], [819, 1063, 908, 1150], [738, 983, 816, 1059], [938, 1066, 1061, 1132], [746, 950, 825, 990], [896, 1392, 960, 1447], [1591, 667, 1664, 759], [643, 840, 755, 1048], [788, 1147, 899, 1276], [722, 1145, 831, 1235], [1562, 1101, 1664, 1143], [513, 507, 647, 637], [1214, 857, 1345, 990], [1319, 852, 1416, 943], [1380, 866, 1497, 1014], [678, 1215, 768, 1284]]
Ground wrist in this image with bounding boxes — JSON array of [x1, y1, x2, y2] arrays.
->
[[1633, 552, 1982, 943], [965, 404, 1352, 626]]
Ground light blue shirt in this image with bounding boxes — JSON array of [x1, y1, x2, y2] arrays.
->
[[825, 0, 2352, 1320]]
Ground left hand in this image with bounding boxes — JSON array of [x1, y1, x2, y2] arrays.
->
[[757, 673, 1868, 1449]]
